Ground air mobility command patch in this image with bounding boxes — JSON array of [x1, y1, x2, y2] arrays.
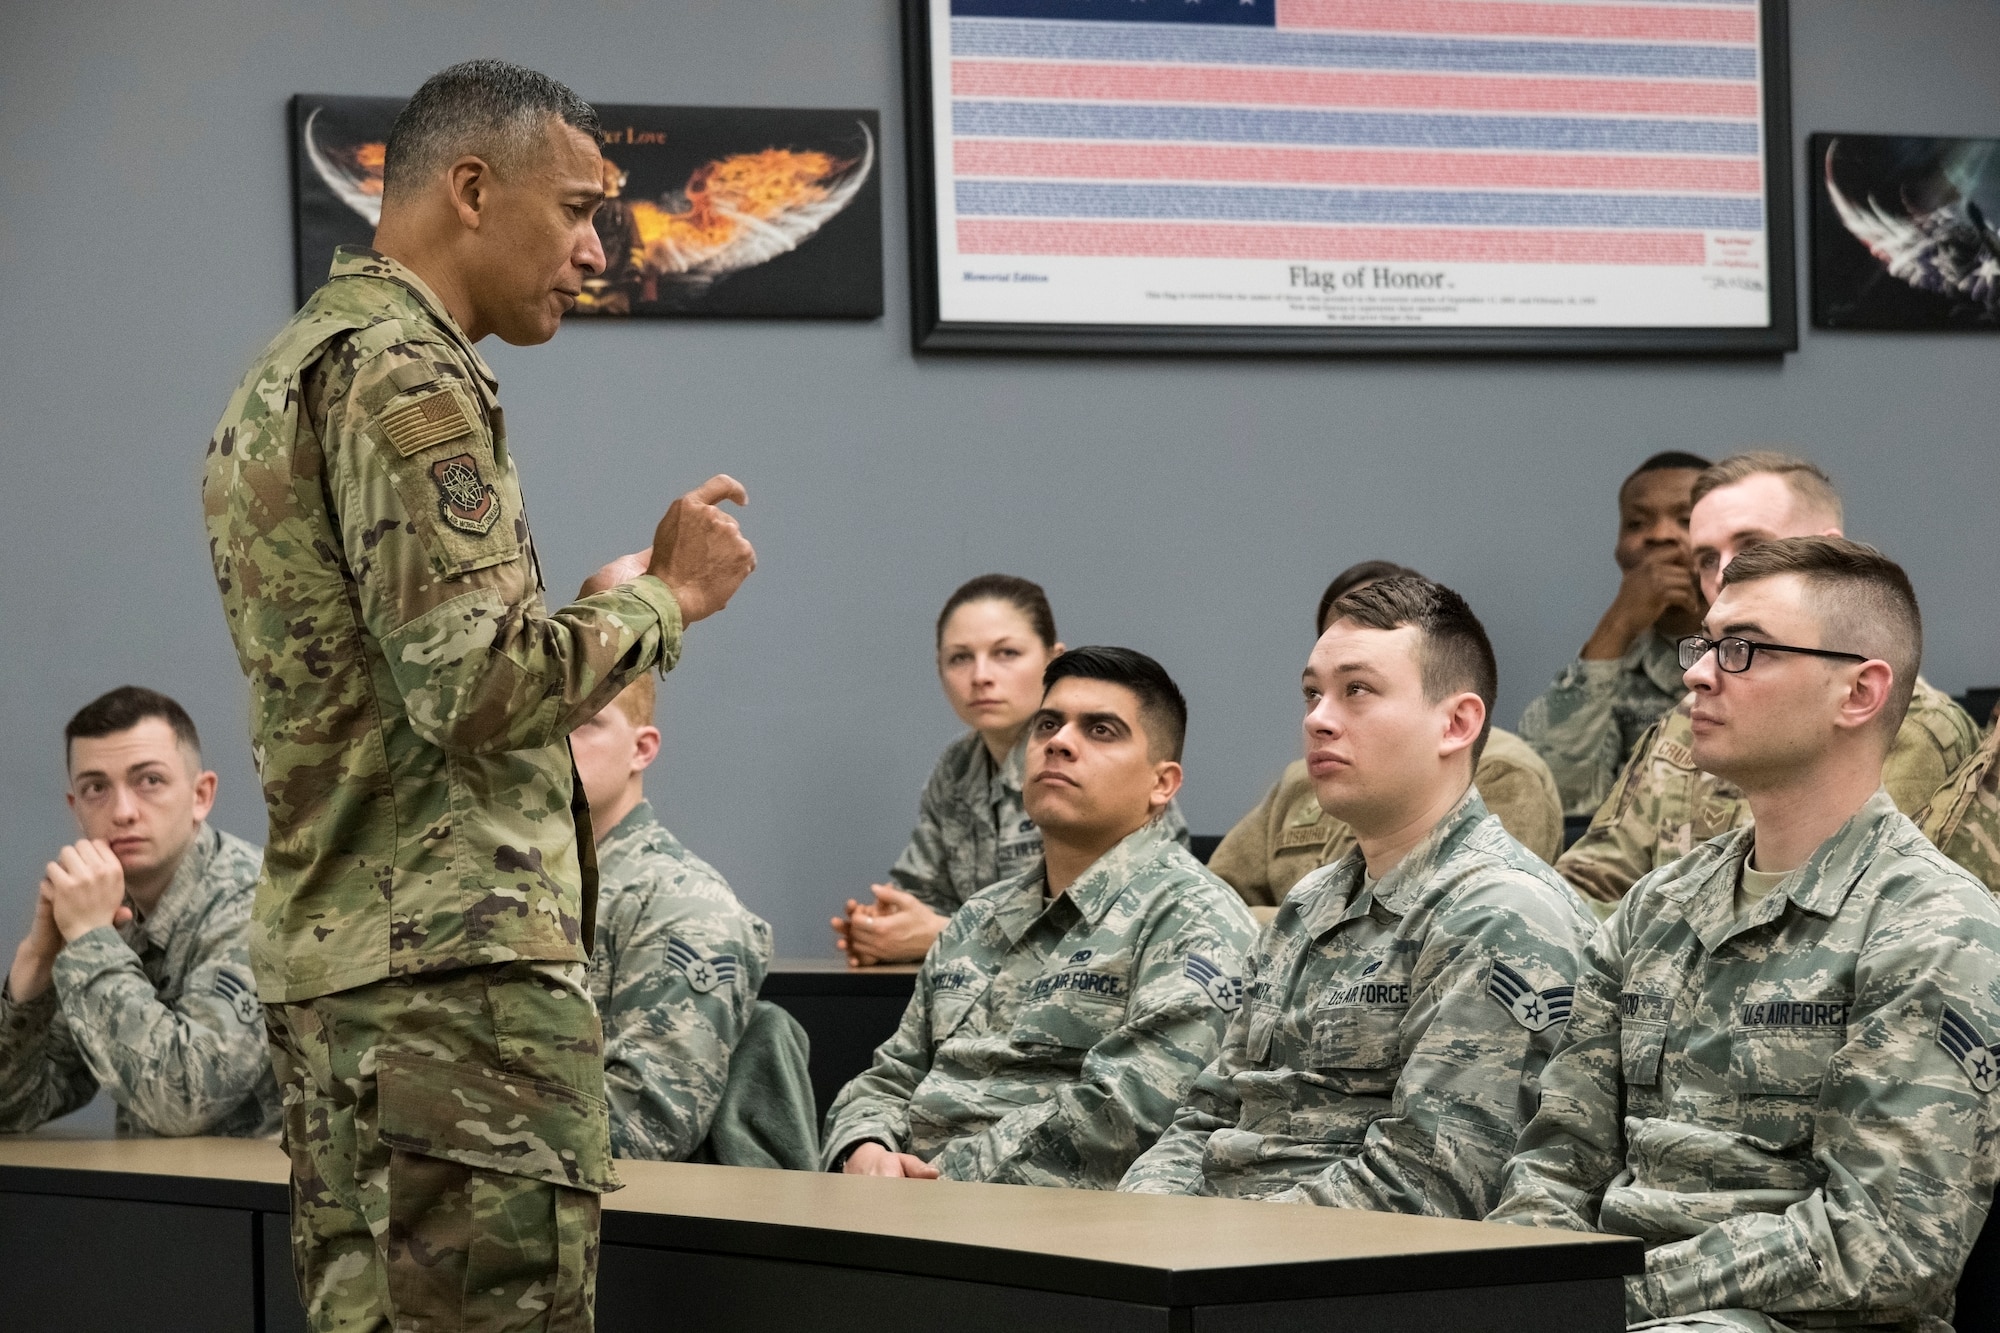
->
[[1938, 1006, 2000, 1093], [1185, 953, 1242, 1012], [430, 454, 500, 535], [380, 387, 473, 456], [666, 936, 739, 995], [1489, 959, 1574, 1033]]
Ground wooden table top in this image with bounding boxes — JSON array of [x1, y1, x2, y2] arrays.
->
[[0, 1135, 1638, 1305]]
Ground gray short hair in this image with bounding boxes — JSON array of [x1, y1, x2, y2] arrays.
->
[[384, 59, 600, 197]]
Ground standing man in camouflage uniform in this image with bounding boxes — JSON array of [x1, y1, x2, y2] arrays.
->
[[821, 648, 1258, 1188], [1123, 579, 1590, 1213], [0, 687, 275, 1136], [1919, 718, 2000, 894], [203, 61, 755, 1330], [568, 669, 771, 1160], [1210, 560, 1563, 908], [1558, 453, 1978, 910], [1489, 537, 2000, 1332], [1519, 452, 1709, 817]]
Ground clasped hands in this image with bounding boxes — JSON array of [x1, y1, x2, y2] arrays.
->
[[831, 884, 948, 968], [8, 840, 132, 1003]]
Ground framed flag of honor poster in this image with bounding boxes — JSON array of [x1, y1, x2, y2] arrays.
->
[[904, 0, 1796, 354]]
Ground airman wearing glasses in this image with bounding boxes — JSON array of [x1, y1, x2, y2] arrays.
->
[[1556, 452, 1979, 911], [1489, 536, 2000, 1332]]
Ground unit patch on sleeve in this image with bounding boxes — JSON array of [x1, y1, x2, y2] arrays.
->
[[380, 388, 473, 457], [1939, 1005, 2000, 1093], [666, 936, 739, 995], [1489, 959, 1574, 1033], [1184, 953, 1243, 1012], [430, 454, 500, 535]]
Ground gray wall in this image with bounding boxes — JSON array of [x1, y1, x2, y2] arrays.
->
[[1, 0, 1995, 1070]]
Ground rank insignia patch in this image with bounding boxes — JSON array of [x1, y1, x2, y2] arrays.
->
[[1185, 953, 1243, 1012], [1489, 959, 1573, 1033], [666, 936, 738, 995], [430, 454, 500, 535], [1939, 1006, 2000, 1093], [212, 970, 261, 1026], [380, 388, 473, 456]]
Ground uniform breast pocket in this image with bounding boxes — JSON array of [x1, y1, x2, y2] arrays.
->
[[1620, 1023, 1666, 1087], [1310, 1009, 1403, 1091], [1728, 1027, 1842, 1098], [1010, 975, 1127, 1054]]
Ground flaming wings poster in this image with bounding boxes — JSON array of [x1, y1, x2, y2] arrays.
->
[[291, 95, 883, 318], [1811, 133, 2000, 331]]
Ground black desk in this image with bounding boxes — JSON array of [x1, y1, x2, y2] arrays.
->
[[762, 959, 919, 1118], [0, 1137, 1641, 1333]]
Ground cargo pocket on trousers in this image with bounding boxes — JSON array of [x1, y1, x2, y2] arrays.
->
[[378, 1051, 617, 1194]]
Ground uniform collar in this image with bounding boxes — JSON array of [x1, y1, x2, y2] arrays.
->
[[992, 818, 1174, 947], [325, 246, 499, 393], [1294, 786, 1489, 935], [598, 798, 677, 858], [124, 823, 219, 951], [1668, 788, 1900, 950], [1637, 627, 1689, 699], [996, 732, 1028, 799]]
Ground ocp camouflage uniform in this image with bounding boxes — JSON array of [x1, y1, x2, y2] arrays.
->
[[1519, 627, 1686, 818], [1557, 681, 1977, 910], [1121, 791, 1591, 1217], [1488, 791, 2000, 1333], [822, 820, 1258, 1187], [205, 247, 682, 1329], [1208, 728, 1564, 908], [0, 824, 277, 1137], [891, 731, 1190, 915], [1918, 723, 2000, 896], [590, 800, 772, 1161]]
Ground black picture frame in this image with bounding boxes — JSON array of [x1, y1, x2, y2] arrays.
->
[[904, 0, 1796, 356]]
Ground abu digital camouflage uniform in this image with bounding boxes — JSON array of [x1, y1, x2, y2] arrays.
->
[[1519, 627, 1686, 817], [1488, 792, 2000, 1333], [1121, 791, 1591, 1217], [1918, 723, 2000, 896], [0, 824, 277, 1137], [1208, 728, 1564, 908], [891, 729, 1189, 915], [590, 800, 772, 1161], [822, 820, 1258, 1188], [1557, 681, 1978, 909], [205, 248, 682, 1328]]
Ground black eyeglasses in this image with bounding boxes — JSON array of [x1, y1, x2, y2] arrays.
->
[[1677, 635, 1867, 674]]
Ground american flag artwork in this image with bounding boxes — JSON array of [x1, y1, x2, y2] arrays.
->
[[924, 0, 1776, 331]]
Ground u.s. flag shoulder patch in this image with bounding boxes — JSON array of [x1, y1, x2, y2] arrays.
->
[[1939, 1005, 2000, 1093], [1185, 953, 1242, 1012], [666, 936, 739, 995], [1489, 959, 1573, 1033], [379, 387, 474, 457]]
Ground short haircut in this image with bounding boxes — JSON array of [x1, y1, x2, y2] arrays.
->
[[1691, 450, 1843, 526], [1315, 560, 1422, 636], [1622, 450, 1711, 491], [383, 59, 601, 198], [1041, 646, 1188, 763], [1325, 576, 1499, 763], [610, 674, 655, 730], [66, 686, 201, 768], [1720, 536, 1921, 736], [937, 574, 1057, 651]]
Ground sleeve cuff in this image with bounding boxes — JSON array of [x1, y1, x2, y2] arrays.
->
[[624, 574, 684, 676], [50, 927, 139, 1001]]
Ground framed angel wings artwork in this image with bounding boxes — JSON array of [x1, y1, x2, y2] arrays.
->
[[290, 95, 883, 319], [1811, 133, 2000, 331]]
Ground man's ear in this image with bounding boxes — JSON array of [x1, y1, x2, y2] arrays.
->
[[632, 725, 662, 776], [190, 769, 219, 824], [447, 156, 492, 230], [1438, 693, 1486, 761], [1836, 661, 1895, 736], [1149, 760, 1184, 812]]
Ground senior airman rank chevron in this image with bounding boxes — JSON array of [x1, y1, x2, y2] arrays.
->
[[666, 936, 739, 995], [1185, 952, 1242, 1012], [1488, 959, 1573, 1033], [1938, 1006, 2000, 1093]]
